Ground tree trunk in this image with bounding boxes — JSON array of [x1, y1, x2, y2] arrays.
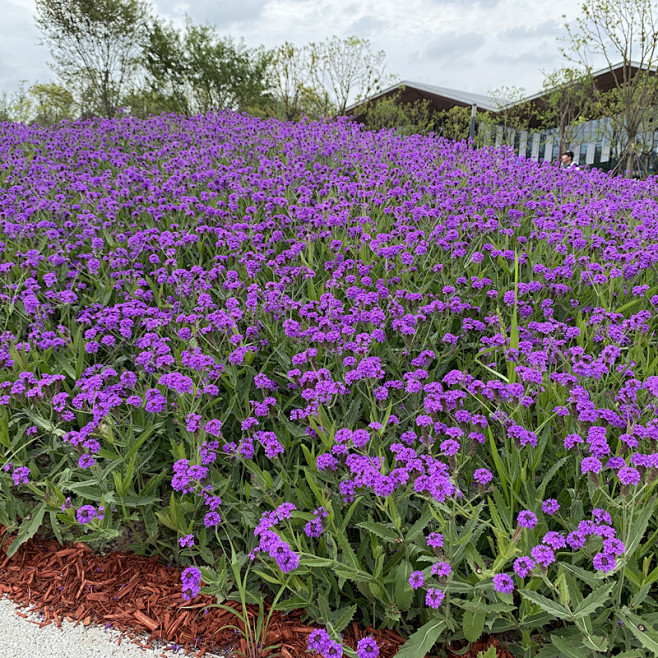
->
[[626, 149, 634, 178], [558, 110, 566, 163]]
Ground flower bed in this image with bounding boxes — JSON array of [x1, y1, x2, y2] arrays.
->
[[0, 112, 657, 656]]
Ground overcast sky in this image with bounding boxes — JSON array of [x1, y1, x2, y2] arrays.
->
[[3, 0, 591, 99]]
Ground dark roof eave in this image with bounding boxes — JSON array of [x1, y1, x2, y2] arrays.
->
[[345, 80, 497, 114]]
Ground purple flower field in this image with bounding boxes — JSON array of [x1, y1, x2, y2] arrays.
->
[[1, 112, 658, 656]]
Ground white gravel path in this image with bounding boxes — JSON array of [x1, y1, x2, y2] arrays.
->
[[0, 596, 228, 658]]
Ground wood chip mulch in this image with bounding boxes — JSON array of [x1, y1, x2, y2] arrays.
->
[[0, 526, 512, 657]]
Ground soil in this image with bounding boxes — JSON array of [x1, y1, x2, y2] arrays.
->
[[0, 526, 513, 658]]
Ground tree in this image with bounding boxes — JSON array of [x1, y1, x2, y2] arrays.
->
[[0, 81, 75, 125], [268, 42, 307, 121], [29, 82, 75, 125], [562, 0, 658, 176], [266, 36, 396, 120], [307, 36, 396, 116], [487, 85, 534, 146], [0, 82, 32, 123], [357, 87, 435, 135], [268, 42, 323, 121], [436, 105, 474, 142], [34, 0, 150, 118], [140, 18, 271, 116], [138, 18, 189, 115], [536, 67, 594, 157]]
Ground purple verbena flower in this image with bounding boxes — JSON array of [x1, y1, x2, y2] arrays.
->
[[541, 499, 560, 515], [409, 571, 424, 589], [426, 532, 444, 548], [513, 556, 535, 578], [517, 510, 538, 529], [493, 573, 514, 594], [356, 637, 379, 658], [425, 587, 445, 609]]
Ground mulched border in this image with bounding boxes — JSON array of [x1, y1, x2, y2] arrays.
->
[[0, 526, 512, 657]]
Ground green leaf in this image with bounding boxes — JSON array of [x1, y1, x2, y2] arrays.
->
[[487, 493, 508, 534], [625, 497, 656, 559], [275, 597, 313, 613], [154, 510, 177, 531], [405, 505, 433, 542], [332, 564, 373, 584], [519, 611, 554, 630], [301, 555, 335, 568], [487, 427, 509, 501], [252, 569, 285, 586], [339, 497, 362, 534], [461, 600, 515, 614], [537, 457, 569, 498], [394, 619, 448, 658], [317, 592, 331, 624], [519, 589, 572, 620], [74, 528, 120, 544], [463, 608, 486, 643], [124, 423, 163, 460], [330, 603, 357, 633], [22, 412, 65, 437], [63, 482, 104, 499], [49, 510, 63, 545], [560, 562, 602, 589], [616, 607, 658, 653], [8, 505, 46, 558], [393, 560, 413, 612], [582, 634, 608, 652], [477, 648, 497, 658], [357, 521, 399, 543], [0, 415, 10, 449], [550, 635, 586, 658], [119, 494, 163, 507], [572, 583, 613, 619], [615, 294, 653, 315]]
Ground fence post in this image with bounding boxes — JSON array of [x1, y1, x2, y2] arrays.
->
[[469, 103, 477, 142]]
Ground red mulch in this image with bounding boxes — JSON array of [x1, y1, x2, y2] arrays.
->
[[0, 526, 512, 657]]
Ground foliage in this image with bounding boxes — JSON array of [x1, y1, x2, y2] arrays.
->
[[34, 0, 150, 118], [205, 545, 288, 657], [537, 67, 594, 156], [486, 85, 534, 146], [0, 82, 76, 126], [28, 83, 76, 126], [436, 105, 476, 143], [267, 36, 396, 120], [138, 18, 271, 117], [0, 82, 33, 124], [267, 42, 331, 121], [305, 36, 396, 116], [1, 113, 658, 657], [357, 87, 435, 135]]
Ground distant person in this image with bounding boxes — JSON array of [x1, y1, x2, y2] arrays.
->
[[560, 151, 577, 169]]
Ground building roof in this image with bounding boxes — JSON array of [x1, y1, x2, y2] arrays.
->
[[518, 60, 657, 107], [347, 61, 657, 118], [346, 80, 497, 115]]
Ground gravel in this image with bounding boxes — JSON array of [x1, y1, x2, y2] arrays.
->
[[0, 596, 229, 658]]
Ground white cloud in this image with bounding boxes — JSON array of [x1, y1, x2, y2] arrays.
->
[[1, 0, 586, 98], [0, 0, 51, 92]]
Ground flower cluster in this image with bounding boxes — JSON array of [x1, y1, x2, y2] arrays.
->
[[251, 504, 300, 573], [181, 566, 202, 601], [304, 507, 328, 538], [307, 629, 343, 657], [76, 504, 104, 524]]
